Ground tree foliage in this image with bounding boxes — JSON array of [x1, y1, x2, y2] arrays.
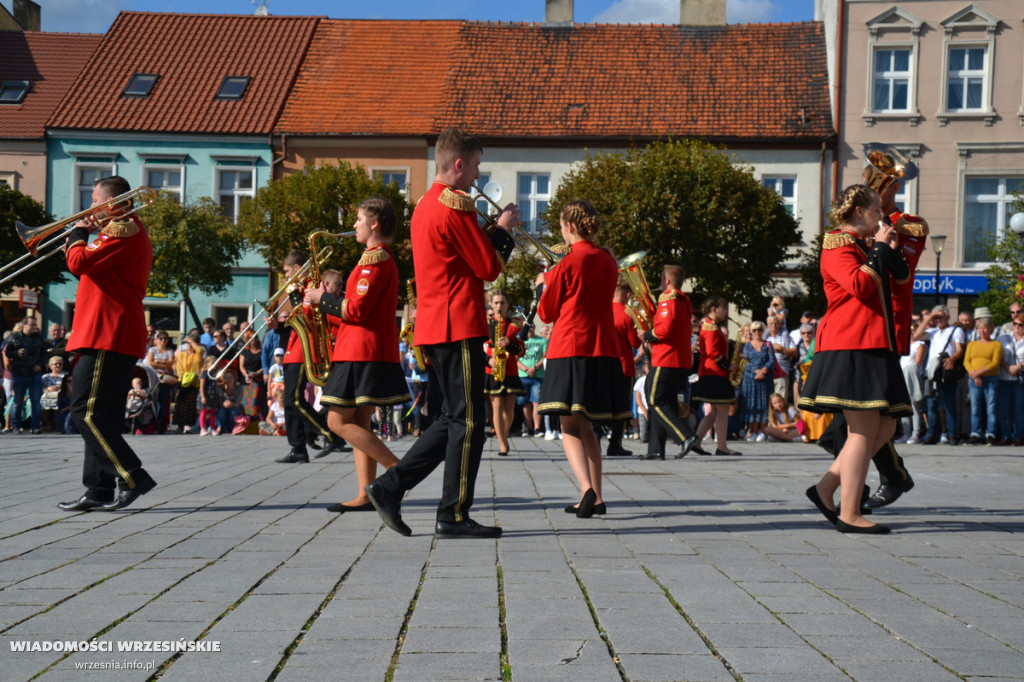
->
[[236, 162, 414, 297], [0, 184, 67, 295], [141, 192, 246, 329], [975, 193, 1024, 323], [540, 139, 801, 311]]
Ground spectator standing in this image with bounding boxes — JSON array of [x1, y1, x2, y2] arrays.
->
[[4, 316, 45, 434], [45, 322, 69, 367], [40, 355, 67, 432], [965, 318, 1001, 445], [997, 312, 1024, 445], [145, 331, 176, 433], [517, 324, 548, 438], [740, 320, 775, 442], [915, 305, 965, 445], [765, 314, 796, 400], [173, 332, 204, 432], [199, 317, 216, 348]]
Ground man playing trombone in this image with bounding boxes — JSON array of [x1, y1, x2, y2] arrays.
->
[[58, 176, 158, 512]]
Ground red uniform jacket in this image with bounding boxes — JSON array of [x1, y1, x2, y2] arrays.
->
[[891, 213, 928, 356], [65, 216, 151, 358], [283, 317, 304, 365], [412, 182, 509, 345], [698, 317, 729, 377], [612, 300, 641, 378], [538, 240, 620, 360], [649, 290, 693, 369], [815, 230, 909, 353], [485, 317, 524, 376], [320, 245, 401, 363]]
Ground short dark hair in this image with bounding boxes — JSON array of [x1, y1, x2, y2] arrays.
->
[[435, 128, 482, 172], [359, 198, 397, 240], [663, 265, 685, 289], [94, 175, 130, 199], [283, 250, 306, 268]]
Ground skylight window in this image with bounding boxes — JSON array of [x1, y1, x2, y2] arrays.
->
[[216, 76, 250, 100], [0, 80, 31, 105], [123, 73, 158, 98]]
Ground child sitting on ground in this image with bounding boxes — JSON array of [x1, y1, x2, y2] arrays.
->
[[763, 392, 805, 442], [259, 389, 287, 436]]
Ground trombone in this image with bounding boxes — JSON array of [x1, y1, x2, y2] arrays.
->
[[0, 187, 157, 287], [471, 184, 564, 268]]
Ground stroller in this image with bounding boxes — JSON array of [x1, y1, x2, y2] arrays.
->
[[125, 361, 159, 434]]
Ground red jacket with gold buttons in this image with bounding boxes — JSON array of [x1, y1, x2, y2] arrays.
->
[[891, 213, 928, 356], [649, 290, 693, 369], [698, 317, 729, 377], [412, 182, 509, 345], [538, 240, 620, 360], [65, 216, 152, 358], [485, 316, 524, 376]]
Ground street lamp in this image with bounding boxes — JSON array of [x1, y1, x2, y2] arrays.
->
[[1011, 212, 1024, 238], [932, 234, 947, 306]]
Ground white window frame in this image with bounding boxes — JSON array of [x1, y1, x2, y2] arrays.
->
[[863, 6, 923, 127], [71, 155, 117, 212], [937, 6, 1000, 126], [761, 176, 797, 217], [0, 171, 14, 188], [944, 45, 989, 113], [516, 173, 551, 235], [871, 47, 913, 114], [960, 175, 1024, 267], [141, 155, 186, 202], [213, 157, 257, 223], [371, 167, 410, 197]]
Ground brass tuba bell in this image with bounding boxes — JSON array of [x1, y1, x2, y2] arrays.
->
[[863, 142, 918, 194]]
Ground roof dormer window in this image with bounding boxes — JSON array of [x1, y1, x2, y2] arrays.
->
[[123, 73, 159, 98], [0, 80, 31, 104], [216, 76, 250, 100]]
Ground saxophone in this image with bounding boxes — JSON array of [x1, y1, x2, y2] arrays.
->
[[400, 278, 427, 371], [492, 314, 508, 383], [285, 229, 355, 387], [729, 325, 748, 387]]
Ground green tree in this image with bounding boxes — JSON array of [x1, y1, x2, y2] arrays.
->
[[975, 196, 1024, 323], [236, 163, 414, 296], [141, 192, 246, 329], [540, 139, 801, 311], [0, 184, 67, 295]]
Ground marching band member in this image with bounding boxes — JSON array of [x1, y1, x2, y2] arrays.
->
[[305, 199, 409, 513], [484, 289, 525, 457], [606, 280, 642, 457], [311, 268, 350, 459], [537, 200, 631, 518], [58, 176, 157, 512], [692, 297, 741, 456], [365, 127, 517, 539], [800, 184, 911, 534]]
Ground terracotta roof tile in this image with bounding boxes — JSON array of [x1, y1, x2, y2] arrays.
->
[[48, 12, 319, 135], [276, 19, 461, 135], [0, 30, 101, 139]]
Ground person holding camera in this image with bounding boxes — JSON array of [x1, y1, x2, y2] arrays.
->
[[914, 305, 965, 445], [692, 297, 741, 456]]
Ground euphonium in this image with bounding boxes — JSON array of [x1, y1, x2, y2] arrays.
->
[[400, 278, 427, 371], [617, 251, 657, 333], [492, 314, 508, 383], [285, 229, 356, 387]]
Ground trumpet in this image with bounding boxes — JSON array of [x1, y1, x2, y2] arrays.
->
[[0, 186, 157, 287], [617, 251, 657, 333], [471, 184, 564, 268]]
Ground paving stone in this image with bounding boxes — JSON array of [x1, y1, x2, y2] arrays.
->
[[616, 653, 734, 681]]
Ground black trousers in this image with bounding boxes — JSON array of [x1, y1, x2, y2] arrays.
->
[[284, 362, 331, 453], [376, 339, 486, 523], [818, 412, 911, 487], [646, 366, 693, 456], [71, 350, 154, 497]]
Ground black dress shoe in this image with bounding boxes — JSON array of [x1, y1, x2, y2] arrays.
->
[[57, 494, 109, 512], [435, 518, 502, 538], [314, 442, 337, 459], [99, 478, 156, 511], [307, 437, 322, 450], [805, 485, 838, 525], [714, 449, 742, 456], [576, 488, 597, 518], [606, 443, 631, 457], [275, 449, 309, 464], [564, 502, 607, 515], [835, 519, 891, 534], [364, 481, 412, 536], [679, 433, 699, 458], [326, 502, 375, 513], [637, 453, 664, 460], [865, 475, 914, 510]]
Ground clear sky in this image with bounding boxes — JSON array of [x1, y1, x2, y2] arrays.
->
[[29, 0, 816, 34]]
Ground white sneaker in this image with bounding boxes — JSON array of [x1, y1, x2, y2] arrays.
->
[[756, 432, 767, 442], [199, 428, 209, 436], [544, 431, 555, 440], [745, 433, 757, 442], [906, 436, 919, 444], [555, 432, 562, 440], [939, 434, 949, 444], [798, 435, 806, 442]]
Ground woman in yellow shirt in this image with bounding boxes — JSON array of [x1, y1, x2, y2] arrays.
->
[[965, 319, 1001, 445]]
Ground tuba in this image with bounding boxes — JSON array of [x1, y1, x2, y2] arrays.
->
[[285, 229, 356, 387], [617, 251, 658, 333], [863, 142, 918, 194], [400, 278, 427, 372]]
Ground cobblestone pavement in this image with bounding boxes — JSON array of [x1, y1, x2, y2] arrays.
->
[[1, 431, 1023, 681]]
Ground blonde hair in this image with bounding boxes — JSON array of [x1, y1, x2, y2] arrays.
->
[[560, 200, 602, 239], [830, 184, 879, 225], [767, 392, 790, 427]]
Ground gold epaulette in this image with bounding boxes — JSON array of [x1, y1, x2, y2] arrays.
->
[[101, 218, 139, 238], [439, 187, 475, 212], [701, 320, 718, 332], [658, 291, 678, 303], [893, 213, 929, 238], [551, 243, 569, 255], [822, 231, 857, 250], [357, 247, 390, 266]]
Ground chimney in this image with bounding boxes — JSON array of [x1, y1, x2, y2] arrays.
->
[[546, 0, 572, 25], [679, 0, 725, 26], [14, 0, 41, 31]]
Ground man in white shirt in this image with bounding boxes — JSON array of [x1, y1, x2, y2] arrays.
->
[[765, 315, 797, 400], [913, 305, 965, 445]]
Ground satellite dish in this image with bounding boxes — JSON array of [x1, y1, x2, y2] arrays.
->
[[483, 181, 503, 203]]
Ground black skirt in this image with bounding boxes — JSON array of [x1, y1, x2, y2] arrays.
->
[[538, 357, 632, 421], [798, 349, 911, 417], [692, 374, 736, 404], [320, 361, 411, 408], [485, 373, 525, 396]]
